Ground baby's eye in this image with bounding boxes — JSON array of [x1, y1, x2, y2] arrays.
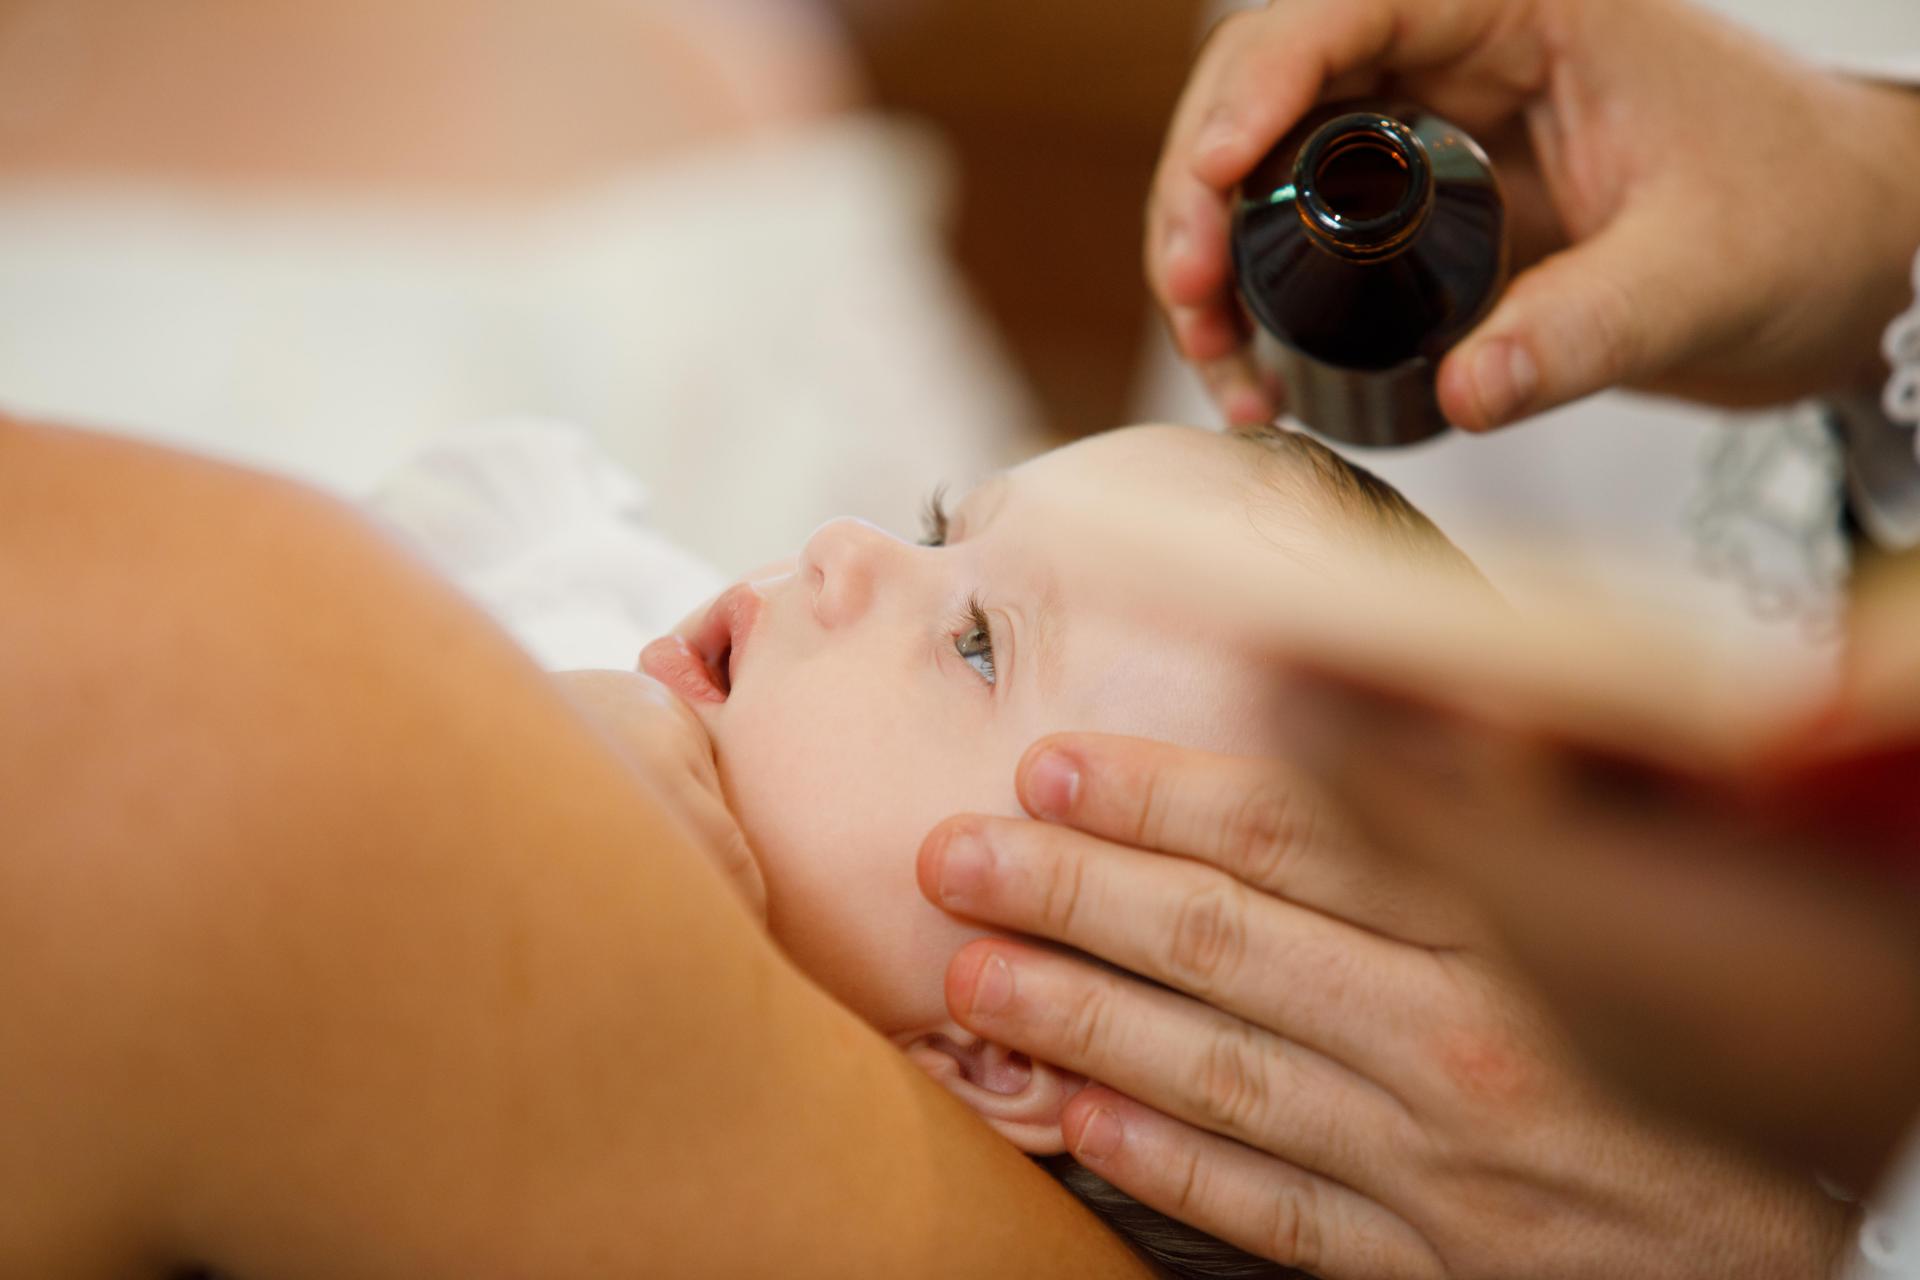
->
[[954, 599, 996, 686]]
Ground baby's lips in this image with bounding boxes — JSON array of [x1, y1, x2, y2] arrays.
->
[[640, 633, 726, 704]]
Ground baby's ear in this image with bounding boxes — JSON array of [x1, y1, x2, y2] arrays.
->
[[897, 1024, 1086, 1155]]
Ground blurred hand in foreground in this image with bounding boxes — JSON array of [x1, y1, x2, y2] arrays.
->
[[1274, 552, 1920, 1192], [918, 734, 1848, 1279], [1152, 0, 1920, 429]]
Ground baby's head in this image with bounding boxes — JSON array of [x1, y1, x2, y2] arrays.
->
[[640, 422, 1466, 1120]]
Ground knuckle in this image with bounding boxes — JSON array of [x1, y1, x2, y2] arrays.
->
[[1165, 883, 1248, 999], [1215, 776, 1301, 887], [1586, 271, 1645, 385], [1034, 839, 1089, 938], [1130, 765, 1181, 854], [1168, 1142, 1213, 1222], [1261, 1181, 1325, 1271], [1190, 1024, 1273, 1140], [1426, 1020, 1544, 1113], [1064, 977, 1117, 1065], [1195, 7, 1254, 61]]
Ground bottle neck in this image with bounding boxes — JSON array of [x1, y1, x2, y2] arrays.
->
[[1293, 114, 1434, 259]]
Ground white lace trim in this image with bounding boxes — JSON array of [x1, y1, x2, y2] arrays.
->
[[1689, 404, 1848, 640], [1882, 251, 1920, 443]]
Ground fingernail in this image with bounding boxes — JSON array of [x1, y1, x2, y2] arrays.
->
[[1199, 359, 1259, 424], [1075, 1107, 1123, 1162], [935, 829, 992, 908], [1026, 750, 1080, 822], [969, 954, 1015, 1019], [1471, 339, 1538, 427]]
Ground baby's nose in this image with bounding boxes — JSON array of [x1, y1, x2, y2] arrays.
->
[[799, 518, 900, 628]]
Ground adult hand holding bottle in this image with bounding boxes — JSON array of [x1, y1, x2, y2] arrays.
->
[[1152, 0, 1920, 429]]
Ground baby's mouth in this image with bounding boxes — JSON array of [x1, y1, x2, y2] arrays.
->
[[695, 583, 761, 697], [640, 583, 763, 705]]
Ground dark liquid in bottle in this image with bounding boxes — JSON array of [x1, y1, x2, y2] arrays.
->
[[1313, 138, 1410, 222], [1232, 101, 1506, 447]]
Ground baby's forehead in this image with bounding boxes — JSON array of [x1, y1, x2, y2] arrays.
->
[[978, 427, 1299, 753], [1009, 423, 1257, 500], [987, 425, 1299, 565]]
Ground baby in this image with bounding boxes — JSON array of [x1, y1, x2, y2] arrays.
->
[[557, 421, 1473, 1278]]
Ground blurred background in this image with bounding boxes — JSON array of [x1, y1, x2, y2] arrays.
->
[[0, 0, 1914, 650]]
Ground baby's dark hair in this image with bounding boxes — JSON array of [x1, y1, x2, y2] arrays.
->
[[1034, 426, 1467, 1279], [1040, 1155, 1308, 1279], [1229, 422, 1477, 575]]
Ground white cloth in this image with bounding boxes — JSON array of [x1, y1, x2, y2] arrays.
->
[[1885, 258, 1920, 434], [1834, 212, 1920, 552], [0, 115, 1035, 577], [366, 420, 723, 672], [1850, 1134, 1920, 1279]]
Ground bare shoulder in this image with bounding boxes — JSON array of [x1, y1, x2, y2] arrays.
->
[[0, 420, 1146, 1279]]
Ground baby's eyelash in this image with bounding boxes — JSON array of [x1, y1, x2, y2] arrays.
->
[[966, 596, 992, 640], [953, 594, 996, 687], [919, 485, 951, 548]]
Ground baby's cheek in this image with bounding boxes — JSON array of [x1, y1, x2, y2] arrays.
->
[[709, 671, 1027, 1033], [719, 755, 1011, 1033]]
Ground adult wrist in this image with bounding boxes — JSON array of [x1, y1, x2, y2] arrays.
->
[[1830, 82, 1920, 388], [1821, 81, 1920, 553]]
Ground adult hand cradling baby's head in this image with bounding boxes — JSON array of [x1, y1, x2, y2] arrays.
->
[[554, 669, 768, 925]]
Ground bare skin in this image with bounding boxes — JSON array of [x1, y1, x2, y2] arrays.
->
[[0, 417, 1151, 1279]]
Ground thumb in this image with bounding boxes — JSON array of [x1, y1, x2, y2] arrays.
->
[[1438, 205, 1712, 430]]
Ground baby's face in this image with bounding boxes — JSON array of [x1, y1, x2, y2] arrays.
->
[[643, 425, 1296, 1040]]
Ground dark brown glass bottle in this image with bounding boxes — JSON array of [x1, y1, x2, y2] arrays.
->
[[1231, 101, 1506, 447]]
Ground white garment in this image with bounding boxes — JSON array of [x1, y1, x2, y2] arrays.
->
[[366, 420, 723, 672], [1839, 257, 1920, 550], [1850, 1134, 1920, 1279], [0, 115, 1036, 577], [1884, 259, 1920, 434]]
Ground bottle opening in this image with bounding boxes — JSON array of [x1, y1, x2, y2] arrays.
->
[[1293, 113, 1434, 257], [1313, 138, 1411, 223]]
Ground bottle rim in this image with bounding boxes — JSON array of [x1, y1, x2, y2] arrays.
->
[[1292, 113, 1435, 258]]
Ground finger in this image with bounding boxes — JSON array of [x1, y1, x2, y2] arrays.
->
[[1182, 0, 1521, 192], [1145, 9, 1266, 372], [921, 814, 1453, 1072], [1144, 8, 1388, 380], [1150, 0, 1535, 386], [1197, 352, 1276, 428], [1059, 1087, 1444, 1280], [1147, 144, 1252, 377], [1436, 200, 1728, 429], [945, 939, 1418, 1195], [1014, 733, 1481, 945]]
